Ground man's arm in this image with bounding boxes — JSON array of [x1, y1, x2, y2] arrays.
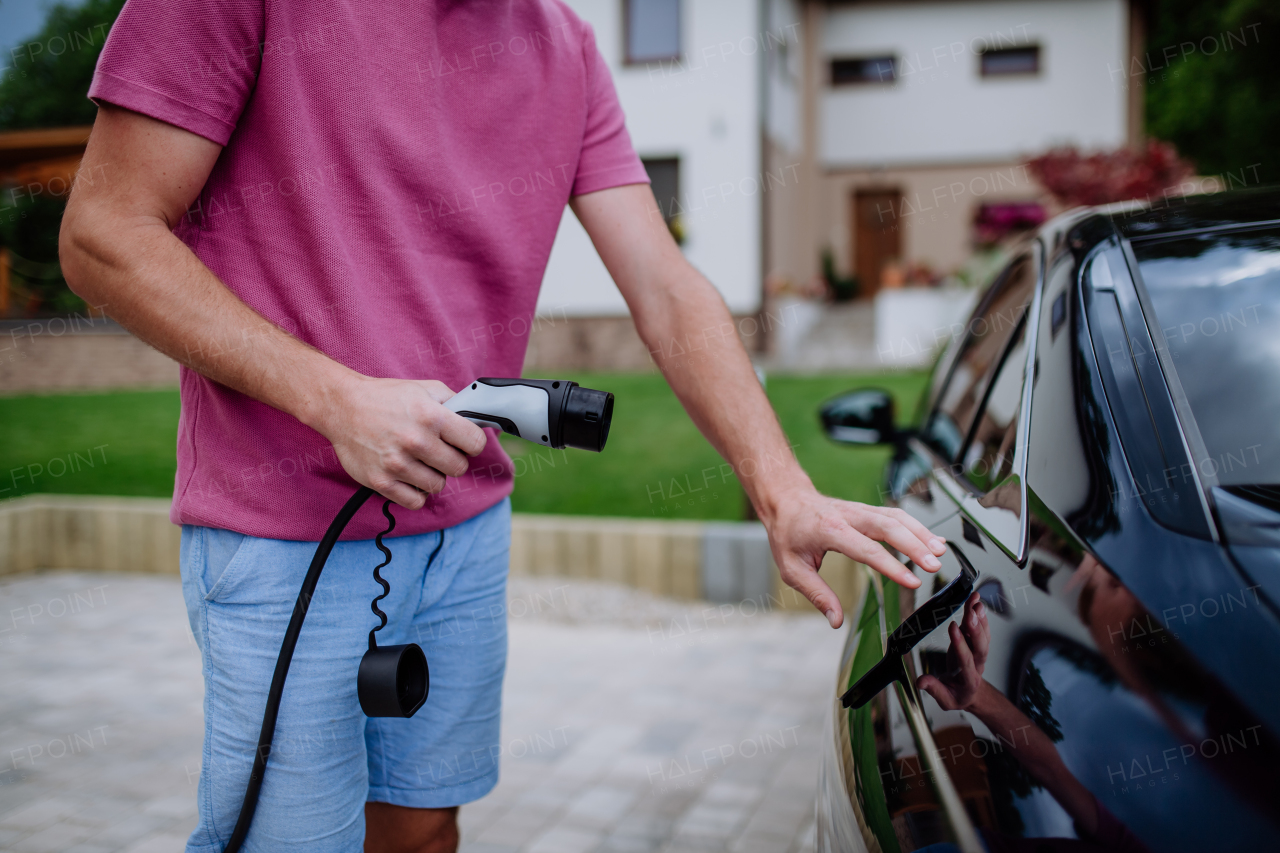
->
[[60, 104, 486, 508], [570, 184, 947, 627]]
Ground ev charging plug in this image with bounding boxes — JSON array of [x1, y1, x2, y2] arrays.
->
[[445, 377, 614, 452]]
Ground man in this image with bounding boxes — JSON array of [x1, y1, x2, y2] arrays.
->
[[60, 2, 946, 851]]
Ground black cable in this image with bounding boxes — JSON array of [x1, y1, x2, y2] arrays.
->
[[368, 500, 396, 651], [222, 487, 447, 850], [222, 484, 374, 853], [367, 501, 444, 649]]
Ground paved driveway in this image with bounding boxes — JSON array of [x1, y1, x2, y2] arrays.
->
[[0, 572, 844, 852]]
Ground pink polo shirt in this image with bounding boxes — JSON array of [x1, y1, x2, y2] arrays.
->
[[90, 0, 649, 540]]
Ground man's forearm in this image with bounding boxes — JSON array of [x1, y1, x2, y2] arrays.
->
[[61, 195, 486, 506], [633, 265, 811, 525], [61, 202, 352, 433], [572, 182, 945, 614]]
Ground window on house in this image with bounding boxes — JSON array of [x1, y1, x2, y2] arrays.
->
[[625, 0, 681, 64], [979, 45, 1040, 76], [642, 157, 684, 244], [830, 56, 896, 85]]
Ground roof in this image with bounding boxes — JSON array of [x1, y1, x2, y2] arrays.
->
[[1110, 185, 1280, 242], [0, 126, 92, 175]]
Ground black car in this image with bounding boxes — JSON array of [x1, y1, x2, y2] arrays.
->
[[814, 188, 1280, 853]]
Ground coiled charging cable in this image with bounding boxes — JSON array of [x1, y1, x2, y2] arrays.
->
[[222, 484, 441, 853], [367, 500, 396, 650]]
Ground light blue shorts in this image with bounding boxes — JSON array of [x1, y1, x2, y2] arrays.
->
[[178, 497, 511, 852]]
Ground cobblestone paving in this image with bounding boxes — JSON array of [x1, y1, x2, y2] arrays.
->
[[0, 572, 844, 852]]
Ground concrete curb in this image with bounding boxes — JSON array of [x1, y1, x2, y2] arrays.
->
[[0, 494, 179, 577], [0, 495, 868, 612]]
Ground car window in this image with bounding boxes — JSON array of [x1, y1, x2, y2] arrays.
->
[[958, 314, 1027, 492], [923, 252, 1037, 462], [1133, 227, 1280, 494]]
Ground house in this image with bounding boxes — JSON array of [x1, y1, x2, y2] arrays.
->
[[771, 0, 1142, 296], [533, 0, 1145, 369], [531, 0, 773, 369]]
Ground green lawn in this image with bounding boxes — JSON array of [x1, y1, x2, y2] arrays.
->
[[0, 372, 927, 518], [0, 389, 181, 500]]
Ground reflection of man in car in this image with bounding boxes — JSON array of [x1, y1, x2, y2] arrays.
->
[[1067, 555, 1280, 823], [917, 592, 1151, 853]]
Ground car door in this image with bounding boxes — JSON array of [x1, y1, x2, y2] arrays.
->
[[906, 246, 1067, 845], [896, 243, 1042, 849], [826, 247, 1041, 853], [897, 240, 1136, 849], [912, 483, 1280, 851]]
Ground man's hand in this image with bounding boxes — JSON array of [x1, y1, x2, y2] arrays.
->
[[765, 487, 946, 627], [917, 592, 989, 710], [309, 376, 486, 510]]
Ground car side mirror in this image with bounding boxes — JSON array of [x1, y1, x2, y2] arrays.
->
[[819, 388, 902, 446]]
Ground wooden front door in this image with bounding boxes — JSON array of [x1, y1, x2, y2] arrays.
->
[[853, 189, 902, 298]]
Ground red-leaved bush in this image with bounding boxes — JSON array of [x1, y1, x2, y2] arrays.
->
[[1026, 141, 1196, 208]]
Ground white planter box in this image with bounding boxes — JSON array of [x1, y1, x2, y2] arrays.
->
[[768, 297, 826, 360], [874, 287, 980, 368]]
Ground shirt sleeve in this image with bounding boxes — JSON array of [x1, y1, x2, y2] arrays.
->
[[88, 0, 264, 146], [572, 23, 650, 197]]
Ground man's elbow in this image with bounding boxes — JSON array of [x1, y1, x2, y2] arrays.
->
[[59, 198, 106, 303]]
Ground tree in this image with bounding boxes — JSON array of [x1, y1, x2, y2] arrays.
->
[[0, 0, 125, 313], [0, 0, 125, 129], [1144, 0, 1279, 183]]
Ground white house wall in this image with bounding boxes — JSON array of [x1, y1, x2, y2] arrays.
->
[[765, 0, 804, 156], [821, 0, 1129, 168], [539, 0, 768, 317]]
